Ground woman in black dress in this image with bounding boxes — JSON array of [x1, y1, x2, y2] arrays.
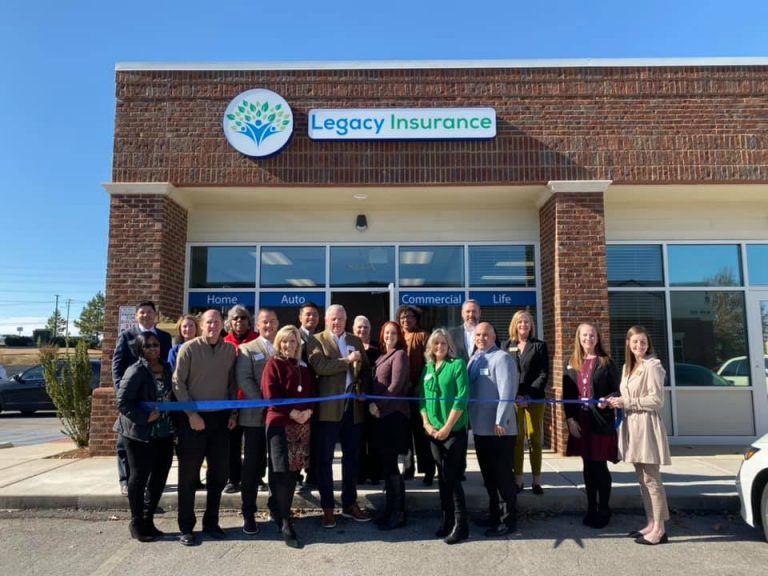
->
[[563, 322, 620, 529]]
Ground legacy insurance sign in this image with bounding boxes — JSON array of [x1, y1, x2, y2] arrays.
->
[[308, 107, 496, 140]]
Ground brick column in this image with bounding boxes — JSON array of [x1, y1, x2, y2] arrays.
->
[[539, 180, 612, 455], [90, 185, 188, 456]]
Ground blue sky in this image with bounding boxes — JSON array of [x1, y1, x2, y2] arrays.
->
[[0, 0, 766, 336]]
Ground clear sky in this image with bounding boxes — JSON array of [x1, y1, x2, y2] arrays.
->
[[0, 0, 766, 336]]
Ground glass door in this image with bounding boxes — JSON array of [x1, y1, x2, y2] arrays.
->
[[747, 291, 768, 436]]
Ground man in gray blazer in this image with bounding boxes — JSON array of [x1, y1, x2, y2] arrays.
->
[[236, 308, 279, 535], [467, 322, 519, 537], [449, 299, 481, 362]]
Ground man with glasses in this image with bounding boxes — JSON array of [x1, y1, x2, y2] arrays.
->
[[223, 305, 259, 494]]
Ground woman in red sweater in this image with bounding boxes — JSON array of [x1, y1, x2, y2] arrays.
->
[[261, 325, 315, 548]]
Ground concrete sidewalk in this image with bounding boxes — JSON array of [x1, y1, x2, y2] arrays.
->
[[0, 438, 746, 513]]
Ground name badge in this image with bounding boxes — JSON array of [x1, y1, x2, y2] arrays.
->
[[252, 353, 265, 361], [480, 368, 490, 376], [424, 374, 434, 381]]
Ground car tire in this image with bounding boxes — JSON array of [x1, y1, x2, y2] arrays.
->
[[761, 482, 768, 543]]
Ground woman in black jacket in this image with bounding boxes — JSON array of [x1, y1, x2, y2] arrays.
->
[[504, 310, 549, 495], [114, 331, 174, 542], [563, 322, 620, 529]]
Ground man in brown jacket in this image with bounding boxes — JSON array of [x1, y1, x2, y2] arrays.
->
[[308, 304, 372, 528], [173, 309, 237, 546]]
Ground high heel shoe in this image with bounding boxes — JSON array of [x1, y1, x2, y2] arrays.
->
[[635, 533, 668, 545]]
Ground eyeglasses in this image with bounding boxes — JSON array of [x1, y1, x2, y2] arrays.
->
[[233, 315, 249, 321]]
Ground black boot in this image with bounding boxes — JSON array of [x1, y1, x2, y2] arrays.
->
[[382, 475, 406, 531], [143, 515, 164, 538], [282, 519, 301, 549], [129, 519, 155, 543], [374, 476, 394, 527], [435, 478, 454, 537], [444, 514, 469, 544]]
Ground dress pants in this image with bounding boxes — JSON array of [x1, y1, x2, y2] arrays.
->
[[122, 435, 174, 522], [429, 430, 468, 519], [240, 426, 266, 518], [634, 463, 669, 522], [228, 425, 243, 485], [514, 403, 544, 477], [315, 402, 362, 509], [408, 402, 436, 478], [176, 411, 230, 533], [474, 434, 517, 527]]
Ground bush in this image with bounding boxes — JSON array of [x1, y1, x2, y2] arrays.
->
[[3, 335, 34, 347], [40, 341, 92, 448]]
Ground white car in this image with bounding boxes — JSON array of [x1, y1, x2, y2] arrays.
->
[[737, 433, 768, 542]]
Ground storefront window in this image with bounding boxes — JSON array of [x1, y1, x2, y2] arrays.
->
[[608, 292, 669, 380], [330, 246, 395, 287], [607, 245, 664, 287], [668, 245, 743, 287], [746, 244, 768, 285], [670, 291, 749, 386], [399, 246, 464, 288], [468, 245, 535, 287], [260, 246, 325, 288], [190, 246, 257, 288]]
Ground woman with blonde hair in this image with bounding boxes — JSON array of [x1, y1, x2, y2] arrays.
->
[[563, 322, 620, 529], [608, 326, 671, 545], [503, 310, 549, 494], [167, 314, 198, 370], [261, 325, 315, 548], [419, 328, 470, 544]]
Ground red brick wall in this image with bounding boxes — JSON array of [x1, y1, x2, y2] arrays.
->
[[113, 65, 768, 185], [540, 192, 610, 454], [91, 194, 188, 455]]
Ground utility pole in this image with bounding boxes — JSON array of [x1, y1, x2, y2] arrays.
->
[[65, 298, 72, 346], [53, 294, 61, 339]]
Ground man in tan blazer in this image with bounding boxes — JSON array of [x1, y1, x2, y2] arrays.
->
[[236, 308, 279, 535], [308, 304, 372, 528]]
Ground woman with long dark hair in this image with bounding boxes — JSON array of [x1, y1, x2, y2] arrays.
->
[[370, 320, 410, 530], [563, 323, 620, 529], [114, 331, 174, 542]]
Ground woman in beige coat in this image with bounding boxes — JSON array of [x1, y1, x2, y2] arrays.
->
[[608, 325, 671, 546]]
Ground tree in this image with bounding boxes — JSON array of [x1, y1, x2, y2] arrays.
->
[[74, 292, 105, 342], [46, 311, 67, 337]]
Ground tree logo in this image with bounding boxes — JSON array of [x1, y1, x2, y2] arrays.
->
[[223, 89, 293, 157]]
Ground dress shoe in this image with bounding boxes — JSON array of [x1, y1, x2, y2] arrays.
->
[[484, 523, 516, 538], [203, 525, 227, 540], [321, 508, 337, 528], [444, 520, 469, 545], [179, 532, 198, 546], [628, 530, 643, 538], [128, 520, 155, 543], [144, 518, 164, 538], [341, 503, 372, 522], [282, 520, 301, 549], [532, 484, 544, 495], [223, 482, 240, 494], [636, 533, 668, 546], [243, 515, 259, 535]]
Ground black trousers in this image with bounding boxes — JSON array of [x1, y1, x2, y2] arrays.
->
[[429, 430, 468, 518], [408, 402, 436, 477], [240, 426, 266, 517], [228, 425, 243, 485], [315, 403, 362, 509], [122, 435, 174, 522], [176, 411, 230, 533], [474, 434, 517, 527], [376, 411, 410, 476], [583, 459, 612, 511], [359, 412, 382, 482]]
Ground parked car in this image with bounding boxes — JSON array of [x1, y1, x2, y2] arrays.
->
[[737, 433, 768, 542], [716, 355, 768, 387], [674, 363, 733, 386], [0, 360, 100, 415]]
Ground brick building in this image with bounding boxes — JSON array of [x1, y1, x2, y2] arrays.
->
[[91, 58, 768, 456]]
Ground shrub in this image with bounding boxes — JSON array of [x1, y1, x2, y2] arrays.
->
[[40, 341, 92, 448], [4, 335, 34, 347]]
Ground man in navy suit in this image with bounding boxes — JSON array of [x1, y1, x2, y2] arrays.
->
[[112, 300, 173, 494]]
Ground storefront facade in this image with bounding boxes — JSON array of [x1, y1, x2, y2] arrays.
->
[[91, 59, 768, 455]]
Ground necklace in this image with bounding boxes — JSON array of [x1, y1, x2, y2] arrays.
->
[[296, 364, 303, 393]]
